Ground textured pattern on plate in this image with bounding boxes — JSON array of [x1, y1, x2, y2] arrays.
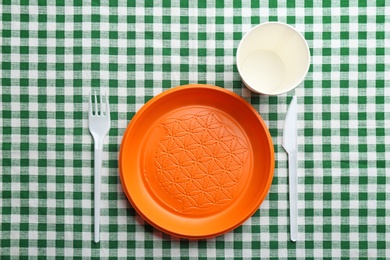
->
[[154, 111, 248, 213]]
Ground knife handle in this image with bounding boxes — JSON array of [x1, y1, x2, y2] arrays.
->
[[288, 152, 298, 242]]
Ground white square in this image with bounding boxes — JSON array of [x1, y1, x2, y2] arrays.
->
[[29, 22, 39, 31], [46, 247, 56, 257], [82, 38, 92, 48], [117, 71, 127, 80], [28, 247, 39, 257], [46, 5, 56, 15], [64, 22, 74, 32], [100, 22, 110, 32], [99, 6, 110, 15], [11, 21, 21, 31], [117, 39, 127, 48], [100, 38, 110, 48], [29, 70, 38, 79], [259, 7, 269, 17], [313, 23, 323, 33], [153, 22, 163, 32], [117, 22, 127, 32], [82, 5, 92, 15], [64, 38, 73, 47]]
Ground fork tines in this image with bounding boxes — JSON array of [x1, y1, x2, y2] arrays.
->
[[89, 91, 109, 117]]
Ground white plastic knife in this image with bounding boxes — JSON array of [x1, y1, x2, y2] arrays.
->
[[282, 96, 298, 242]]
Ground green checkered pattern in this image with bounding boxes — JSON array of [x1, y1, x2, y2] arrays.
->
[[1, 0, 389, 258]]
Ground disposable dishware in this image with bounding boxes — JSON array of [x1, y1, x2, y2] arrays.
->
[[236, 22, 310, 95], [282, 96, 298, 242], [119, 84, 274, 239], [89, 91, 111, 243]]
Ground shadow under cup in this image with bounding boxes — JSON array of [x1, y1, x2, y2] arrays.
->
[[236, 22, 310, 95]]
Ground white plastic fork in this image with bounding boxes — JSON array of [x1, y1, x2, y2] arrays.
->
[[88, 91, 110, 243]]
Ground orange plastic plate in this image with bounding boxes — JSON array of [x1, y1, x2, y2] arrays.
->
[[119, 84, 274, 239]]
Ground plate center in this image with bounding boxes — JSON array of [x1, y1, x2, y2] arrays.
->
[[144, 108, 249, 215]]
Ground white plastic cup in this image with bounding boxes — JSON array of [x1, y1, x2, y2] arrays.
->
[[236, 22, 310, 95]]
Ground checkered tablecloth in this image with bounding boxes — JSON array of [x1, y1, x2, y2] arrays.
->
[[1, 0, 389, 258]]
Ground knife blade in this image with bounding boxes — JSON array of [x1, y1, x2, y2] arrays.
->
[[282, 96, 298, 242]]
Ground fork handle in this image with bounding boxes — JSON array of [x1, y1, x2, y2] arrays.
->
[[94, 143, 103, 243]]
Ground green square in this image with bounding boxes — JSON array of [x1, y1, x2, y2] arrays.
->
[[233, 16, 242, 24], [56, 79, 65, 86], [377, 209, 385, 217], [56, 30, 65, 38], [92, 31, 100, 38], [3, 13, 11, 21], [341, 193, 350, 200], [323, 16, 331, 24], [144, 31, 154, 39], [38, 47, 47, 55], [92, 63, 100, 71], [341, 241, 350, 250], [180, 48, 189, 56], [109, 31, 118, 39], [216, 16, 224, 24], [56, 127, 65, 136], [20, 239, 29, 248], [21, 13, 30, 22], [323, 161, 332, 168], [38, 111, 46, 119], [107, 0, 117, 6], [2, 62, 11, 70], [340, 16, 349, 23], [198, 16, 206, 24], [358, 47, 367, 55], [268, 1, 277, 8], [180, 16, 188, 24], [358, 31, 367, 39], [74, 14, 82, 22], [340, 32, 349, 40], [376, 15, 385, 23], [56, 47, 65, 55], [287, 16, 295, 24], [109, 63, 118, 71], [322, 64, 331, 72], [56, 63, 64, 71], [38, 159, 47, 167], [38, 14, 47, 23], [145, 47, 153, 55], [145, 64, 153, 71], [377, 64, 385, 71], [341, 64, 349, 71], [198, 48, 206, 56], [56, 15, 65, 23], [358, 15, 367, 23], [162, 15, 171, 24], [2, 30, 11, 37], [2, 46, 11, 54], [109, 15, 118, 23], [270, 241, 278, 250], [198, 32, 206, 41], [74, 30, 82, 38], [3, 110, 11, 118], [305, 16, 313, 24], [180, 32, 189, 40]]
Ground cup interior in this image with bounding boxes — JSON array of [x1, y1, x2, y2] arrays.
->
[[236, 22, 310, 95]]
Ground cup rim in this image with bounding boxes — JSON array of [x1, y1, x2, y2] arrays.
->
[[236, 22, 311, 95]]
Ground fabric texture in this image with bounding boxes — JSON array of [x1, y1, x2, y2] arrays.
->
[[0, 0, 389, 258]]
